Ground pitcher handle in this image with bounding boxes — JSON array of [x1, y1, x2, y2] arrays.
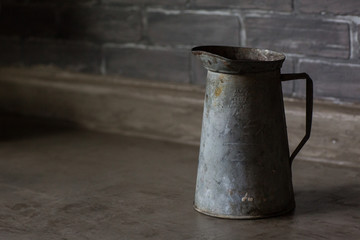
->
[[281, 73, 313, 165]]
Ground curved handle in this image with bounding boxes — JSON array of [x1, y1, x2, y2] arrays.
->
[[281, 73, 313, 165]]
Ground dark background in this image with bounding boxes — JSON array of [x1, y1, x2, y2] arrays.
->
[[0, 0, 359, 102]]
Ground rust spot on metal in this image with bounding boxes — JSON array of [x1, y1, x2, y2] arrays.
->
[[223, 60, 231, 66], [228, 189, 234, 196], [215, 87, 222, 97], [241, 193, 254, 202], [219, 74, 225, 83]]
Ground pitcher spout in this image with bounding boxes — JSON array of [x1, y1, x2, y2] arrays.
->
[[192, 46, 285, 74]]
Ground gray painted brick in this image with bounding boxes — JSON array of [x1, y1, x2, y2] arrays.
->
[[148, 13, 240, 46], [281, 80, 294, 96], [0, 38, 23, 66], [22, 40, 101, 73], [102, 0, 187, 5], [0, 5, 58, 39], [194, 0, 292, 11], [1, 0, 97, 5], [104, 47, 190, 83], [190, 54, 207, 86], [358, 26, 360, 58], [281, 58, 295, 96], [0, 5, 141, 43], [296, 0, 360, 15], [297, 60, 360, 101], [59, 7, 141, 43], [245, 17, 350, 59]]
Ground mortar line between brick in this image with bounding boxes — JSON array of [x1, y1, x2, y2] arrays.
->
[[281, 53, 306, 58], [185, 0, 192, 8], [68, 4, 140, 11], [243, 10, 358, 25], [147, 8, 240, 16], [291, 0, 296, 13], [327, 15, 360, 24], [243, 10, 293, 18], [23, 38, 104, 50], [350, 23, 359, 59], [292, 58, 301, 99], [298, 58, 360, 67], [103, 43, 192, 51], [100, 45, 106, 75], [238, 12, 246, 46], [140, 6, 149, 44], [147, 8, 294, 16], [290, 58, 299, 97], [188, 52, 194, 85]]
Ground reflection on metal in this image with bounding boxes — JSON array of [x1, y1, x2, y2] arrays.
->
[[193, 46, 313, 219]]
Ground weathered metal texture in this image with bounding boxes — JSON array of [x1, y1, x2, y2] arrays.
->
[[192, 46, 285, 74], [193, 46, 313, 219]]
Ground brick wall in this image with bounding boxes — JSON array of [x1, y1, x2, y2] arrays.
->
[[0, 0, 360, 102]]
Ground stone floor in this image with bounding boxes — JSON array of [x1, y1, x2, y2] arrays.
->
[[0, 115, 359, 239]]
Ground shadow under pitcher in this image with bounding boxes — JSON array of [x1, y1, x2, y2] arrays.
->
[[192, 46, 313, 219]]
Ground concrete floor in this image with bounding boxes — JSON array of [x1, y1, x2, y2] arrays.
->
[[0, 115, 359, 239]]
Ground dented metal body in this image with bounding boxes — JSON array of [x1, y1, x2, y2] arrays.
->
[[193, 46, 313, 219]]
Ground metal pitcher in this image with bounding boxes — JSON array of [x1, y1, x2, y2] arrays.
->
[[192, 46, 313, 219]]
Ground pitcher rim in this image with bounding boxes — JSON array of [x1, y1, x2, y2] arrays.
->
[[191, 45, 286, 63], [192, 45, 286, 74]]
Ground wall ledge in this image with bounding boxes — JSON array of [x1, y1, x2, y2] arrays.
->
[[0, 66, 359, 168]]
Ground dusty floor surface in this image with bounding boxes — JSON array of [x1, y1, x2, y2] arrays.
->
[[0, 115, 359, 239]]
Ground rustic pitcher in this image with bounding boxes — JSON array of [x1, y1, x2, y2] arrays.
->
[[192, 46, 313, 219]]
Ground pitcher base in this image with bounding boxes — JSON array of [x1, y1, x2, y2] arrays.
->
[[193, 204, 295, 220]]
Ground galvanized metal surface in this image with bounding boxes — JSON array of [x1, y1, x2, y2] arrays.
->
[[193, 46, 313, 219], [192, 46, 285, 74]]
